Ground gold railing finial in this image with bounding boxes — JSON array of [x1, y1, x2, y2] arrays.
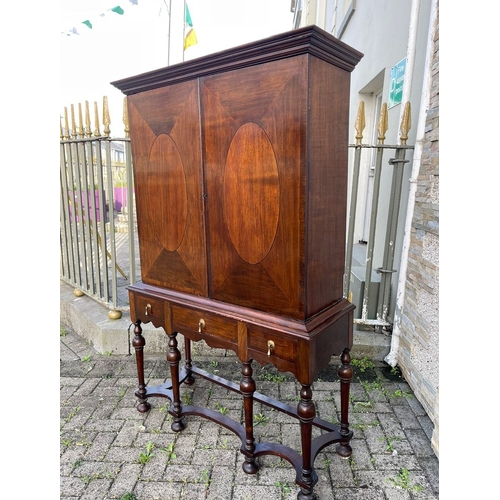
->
[[377, 103, 389, 144], [354, 101, 365, 146], [103, 96, 111, 137], [123, 97, 130, 138], [399, 101, 411, 145], [70, 104, 77, 139], [94, 101, 101, 137], [85, 101, 92, 138], [78, 102, 84, 139], [64, 107, 70, 140]]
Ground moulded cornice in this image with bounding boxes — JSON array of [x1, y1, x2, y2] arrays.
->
[[111, 25, 363, 95]]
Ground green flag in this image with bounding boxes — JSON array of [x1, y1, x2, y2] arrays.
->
[[82, 20, 92, 29], [111, 6, 124, 15], [184, 4, 197, 50], [185, 4, 193, 27]]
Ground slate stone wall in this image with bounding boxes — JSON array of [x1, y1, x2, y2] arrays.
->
[[399, 5, 439, 457]]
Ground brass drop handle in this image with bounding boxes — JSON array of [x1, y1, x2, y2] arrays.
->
[[267, 340, 275, 357], [198, 319, 206, 333], [145, 303, 151, 316]]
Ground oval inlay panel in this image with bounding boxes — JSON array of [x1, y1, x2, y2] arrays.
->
[[148, 134, 187, 251], [224, 123, 280, 264]]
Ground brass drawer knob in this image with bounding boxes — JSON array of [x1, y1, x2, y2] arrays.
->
[[145, 303, 151, 316], [267, 340, 275, 357], [198, 319, 206, 333]]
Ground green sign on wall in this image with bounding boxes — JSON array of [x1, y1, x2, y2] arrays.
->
[[388, 58, 406, 108]]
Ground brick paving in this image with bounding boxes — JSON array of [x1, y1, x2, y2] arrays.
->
[[60, 324, 439, 499]]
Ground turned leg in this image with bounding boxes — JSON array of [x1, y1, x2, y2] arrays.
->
[[183, 337, 195, 386], [297, 385, 317, 500], [167, 331, 186, 432], [241, 360, 259, 474], [336, 348, 353, 457], [132, 320, 151, 413]]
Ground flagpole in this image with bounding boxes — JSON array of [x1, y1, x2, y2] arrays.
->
[[167, 0, 172, 65], [182, 0, 186, 62]]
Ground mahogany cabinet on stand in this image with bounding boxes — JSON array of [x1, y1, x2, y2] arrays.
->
[[112, 25, 362, 500]]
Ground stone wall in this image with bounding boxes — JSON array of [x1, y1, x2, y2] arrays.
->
[[398, 7, 439, 457]]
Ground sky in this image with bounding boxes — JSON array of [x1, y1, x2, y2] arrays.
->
[[60, 0, 295, 129]]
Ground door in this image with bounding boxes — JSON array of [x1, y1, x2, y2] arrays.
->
[[127, 81, 208, 296], [201, 57, 307, 319]]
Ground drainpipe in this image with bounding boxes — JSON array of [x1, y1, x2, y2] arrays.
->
[[385, 0, 438, 367], [315, 0, 326, 27], [397, 0, 420, 141]]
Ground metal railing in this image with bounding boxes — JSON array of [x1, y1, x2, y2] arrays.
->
[[60, 96, 413, 327], [343, 101, 414, 330], [60, 97, 137, 319]]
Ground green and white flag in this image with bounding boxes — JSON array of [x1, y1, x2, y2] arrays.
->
[[184, 3, 198, 50]]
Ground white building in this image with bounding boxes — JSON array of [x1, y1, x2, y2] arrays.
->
[[292, 0, 440, 455]]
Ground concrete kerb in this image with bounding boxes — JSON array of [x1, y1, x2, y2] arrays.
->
[[61, 280, 167, 356]]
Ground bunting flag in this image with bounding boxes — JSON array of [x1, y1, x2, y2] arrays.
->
[[184, 3, 198, 50], [61, 2, 136, 36]]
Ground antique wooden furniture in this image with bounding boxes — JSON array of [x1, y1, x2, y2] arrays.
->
[[112, 25, 362, 500]]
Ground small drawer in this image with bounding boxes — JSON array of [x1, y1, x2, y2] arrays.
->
[[132, 294, 165, 325], [247, 327, 298, 364], [171, 305, 238, 343]]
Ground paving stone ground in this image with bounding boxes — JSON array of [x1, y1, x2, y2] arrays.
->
[[60, 323, 439, 500]]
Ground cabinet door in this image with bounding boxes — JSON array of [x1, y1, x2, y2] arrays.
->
[[201, 57, 307, 319], [128, 81, 208, 296]]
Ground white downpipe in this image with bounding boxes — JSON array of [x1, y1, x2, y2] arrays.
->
[[397, 0, 420, 140], [385, 0, 438, 367], [315, 0, 326, 27]]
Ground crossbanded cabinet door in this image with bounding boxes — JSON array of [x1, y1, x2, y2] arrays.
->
[[127, 81, 208, 296], [201, 57, 307, 319]]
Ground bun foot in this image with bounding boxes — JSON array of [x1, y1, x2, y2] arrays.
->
[[297, 488, 317, 500], [242, 459, 259, 475], [336, 441, 352, 458], [137, 402, 151, 413], [171, 419, 186, 433]]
